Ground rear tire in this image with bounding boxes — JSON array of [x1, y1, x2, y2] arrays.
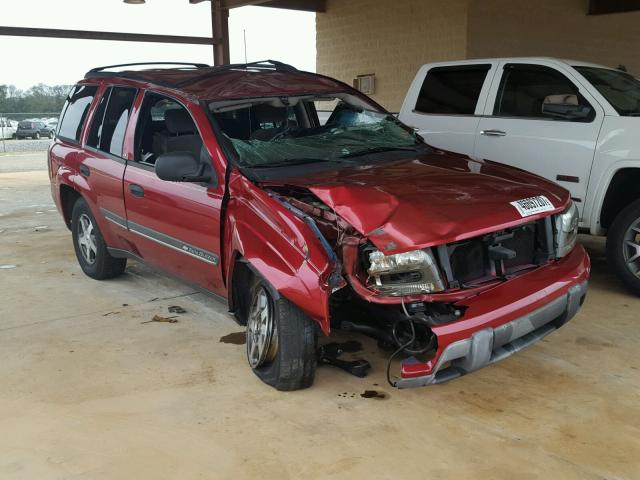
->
[[34, 132, 40, 140], [71, 198, 126, 280], [607, 199, 640, 296], [246, 278, 317, 391]]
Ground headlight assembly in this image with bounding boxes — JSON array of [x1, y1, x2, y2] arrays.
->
[[555, 201, 579, 258], [366, 248, 445, 296]]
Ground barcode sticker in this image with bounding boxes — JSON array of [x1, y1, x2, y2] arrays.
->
[[510, 196, 555, 217]]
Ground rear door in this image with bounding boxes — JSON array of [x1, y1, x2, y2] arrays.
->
[[399, 62, 498, 155], [81, 85, 138, 248], [474, 61, 604, 214], [122, 91, 225, 294]]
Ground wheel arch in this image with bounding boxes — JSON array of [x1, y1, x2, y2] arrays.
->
[[59, 183, 82, 230], [599, 167, 640, 231]]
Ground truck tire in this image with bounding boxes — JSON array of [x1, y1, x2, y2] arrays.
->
[[607, 199, 640, 296], [71, 198, 127, 280], [246, 278, 317, 391]]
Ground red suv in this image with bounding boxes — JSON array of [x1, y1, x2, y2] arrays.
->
[[49, 61, 590, 390]]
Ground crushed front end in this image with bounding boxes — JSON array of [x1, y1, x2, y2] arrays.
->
[[269, 185, 590, 388]]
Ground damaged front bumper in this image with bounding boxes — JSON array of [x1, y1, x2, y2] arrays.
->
[[395, 245, 590, 388]]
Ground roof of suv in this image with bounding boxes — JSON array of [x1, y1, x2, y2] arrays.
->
[[420, 56, 615, 71], [84, 60, 346, 101]]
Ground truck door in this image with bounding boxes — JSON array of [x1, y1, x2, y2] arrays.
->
[[399, 62, 498, 156], [474, 61, 604, 216], [122, 92, 225, 295]]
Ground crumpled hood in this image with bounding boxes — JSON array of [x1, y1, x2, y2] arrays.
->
[[279, 152, 570, 254]]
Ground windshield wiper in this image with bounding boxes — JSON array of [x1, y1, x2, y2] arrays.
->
[[340, 146, 419, 159]]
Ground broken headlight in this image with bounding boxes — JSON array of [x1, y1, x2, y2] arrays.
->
[[554, 201, 579, 258], [366, 248, 445, 296]]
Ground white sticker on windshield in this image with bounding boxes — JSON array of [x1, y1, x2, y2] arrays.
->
[[510, 196, 555, 217]]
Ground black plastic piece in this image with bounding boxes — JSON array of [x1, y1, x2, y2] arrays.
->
[[87, 61, 209, 75], [317, 342, 371, 378]]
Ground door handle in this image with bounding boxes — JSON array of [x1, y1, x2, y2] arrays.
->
[[128, 184, 145, 197], [79, 164, 90, 177], [480, 129, 507, 137]]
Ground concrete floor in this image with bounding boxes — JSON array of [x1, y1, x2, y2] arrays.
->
[[1, 153, 639, 479]]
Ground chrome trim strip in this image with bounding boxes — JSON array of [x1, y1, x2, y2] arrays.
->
[[127, 220, 219, 266], [99, 207, 219, 266], [99, 207, 127, 229]]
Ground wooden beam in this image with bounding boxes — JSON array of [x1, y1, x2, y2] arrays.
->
[[0, 26, 214, 45], [588, 0, 640, 14], [211, 0, 230, 65]]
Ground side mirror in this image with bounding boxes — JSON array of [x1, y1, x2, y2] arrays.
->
[[542, 94, 592, 120], [155, 151, 211, 183]]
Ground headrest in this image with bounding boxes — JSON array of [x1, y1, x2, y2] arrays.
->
[[253, 104, 287, 124], [165, 108, 197, 135]]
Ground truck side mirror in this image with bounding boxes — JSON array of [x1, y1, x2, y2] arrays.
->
[[542, 94, 592, 120], [155, 151, 212, 183]]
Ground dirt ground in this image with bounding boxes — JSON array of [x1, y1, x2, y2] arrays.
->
[[1, 153, 639, 479]]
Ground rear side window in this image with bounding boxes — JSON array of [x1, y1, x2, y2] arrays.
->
[[87, 87, 137, 157], [494, 64, 593, 121], [58, 85, 98, 142], [415, 65, 491, 115]]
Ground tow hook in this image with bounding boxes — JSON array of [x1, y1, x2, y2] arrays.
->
[[317, 342, 371, 378]]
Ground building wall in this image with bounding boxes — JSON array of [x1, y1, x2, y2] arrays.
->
[[467, 0, 640, 74], [316, 0, 470, 111], [316, 0, 640, 111]]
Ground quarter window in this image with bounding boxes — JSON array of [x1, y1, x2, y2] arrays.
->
[[58, 85, 98, 142], [87, 87, 137, 157], [494, 64, 593, 121], [415, 65, 491, 115]]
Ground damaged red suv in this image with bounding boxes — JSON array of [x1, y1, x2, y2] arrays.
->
[[49, 61, 590, 390]]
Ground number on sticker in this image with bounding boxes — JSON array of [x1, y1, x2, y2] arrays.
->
[[510, 196, 555, 217]]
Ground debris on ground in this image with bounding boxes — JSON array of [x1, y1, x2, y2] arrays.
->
[[0, 264, 17, 269], [122, 303, 129, 307], [141, 315, 178, 324], [34, 225, 49, 232], [102, 311, 119, 317], [219, 331, 246, 345], [318, 342, 371, 377], [168, 305, 187, 314], [361, 390, 387, 400]]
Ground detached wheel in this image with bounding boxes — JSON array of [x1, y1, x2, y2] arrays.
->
[[607, 199, 640, 295], [246, 280, 317, 391], [71, 198, 126, 279]]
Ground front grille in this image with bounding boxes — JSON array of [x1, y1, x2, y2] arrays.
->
[[442, 220, 549, 288]]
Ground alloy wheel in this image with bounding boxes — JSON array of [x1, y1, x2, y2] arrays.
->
[[623, 217, 640, 278], [246, 286, 278, 368], [77, 213, 98, 265]]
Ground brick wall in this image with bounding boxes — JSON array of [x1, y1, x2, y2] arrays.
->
[[316, 0, 470, 111], [316, 0, 640, 111]]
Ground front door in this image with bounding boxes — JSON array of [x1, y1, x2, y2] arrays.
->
[[474, 62, 604, 216], [122, 92, 225, 294]]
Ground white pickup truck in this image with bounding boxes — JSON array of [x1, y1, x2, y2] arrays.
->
[[399, 57, 640, 295]]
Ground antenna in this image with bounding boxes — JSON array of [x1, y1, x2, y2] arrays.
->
[[243, 29, 248, 64]]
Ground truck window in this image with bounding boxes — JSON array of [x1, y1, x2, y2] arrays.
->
[[87, 87, 137, 157], [415, 65, 491, 115], [494, 64, 593, 121], [58, 85, 98, 142]]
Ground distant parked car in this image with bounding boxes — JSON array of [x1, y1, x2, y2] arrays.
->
[[0, 117, 17, 139], [16, 120, 54, 139]]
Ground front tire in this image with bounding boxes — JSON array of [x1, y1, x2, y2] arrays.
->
[[607, 199, 640, 295], [246, 279, 317, 391], [71, 198, 126, 280], [34, 132, 40, 140]]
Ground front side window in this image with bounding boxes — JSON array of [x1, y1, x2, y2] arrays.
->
[[210, 93, 427, 173], [415, 65, 491, 115], [574, 66, 640, 116], [58, 85, 98, 142], [494, 64, 594, 121], [87, 87, 137, 157]]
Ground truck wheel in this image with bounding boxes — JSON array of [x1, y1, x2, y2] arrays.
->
[[607, 199, 640, 295], [246, 279, 317, 390], [71, 198, 127, 280]]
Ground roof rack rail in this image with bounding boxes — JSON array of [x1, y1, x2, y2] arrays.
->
[[174, 59, 298, 88], [85, 61, 210, 76]]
